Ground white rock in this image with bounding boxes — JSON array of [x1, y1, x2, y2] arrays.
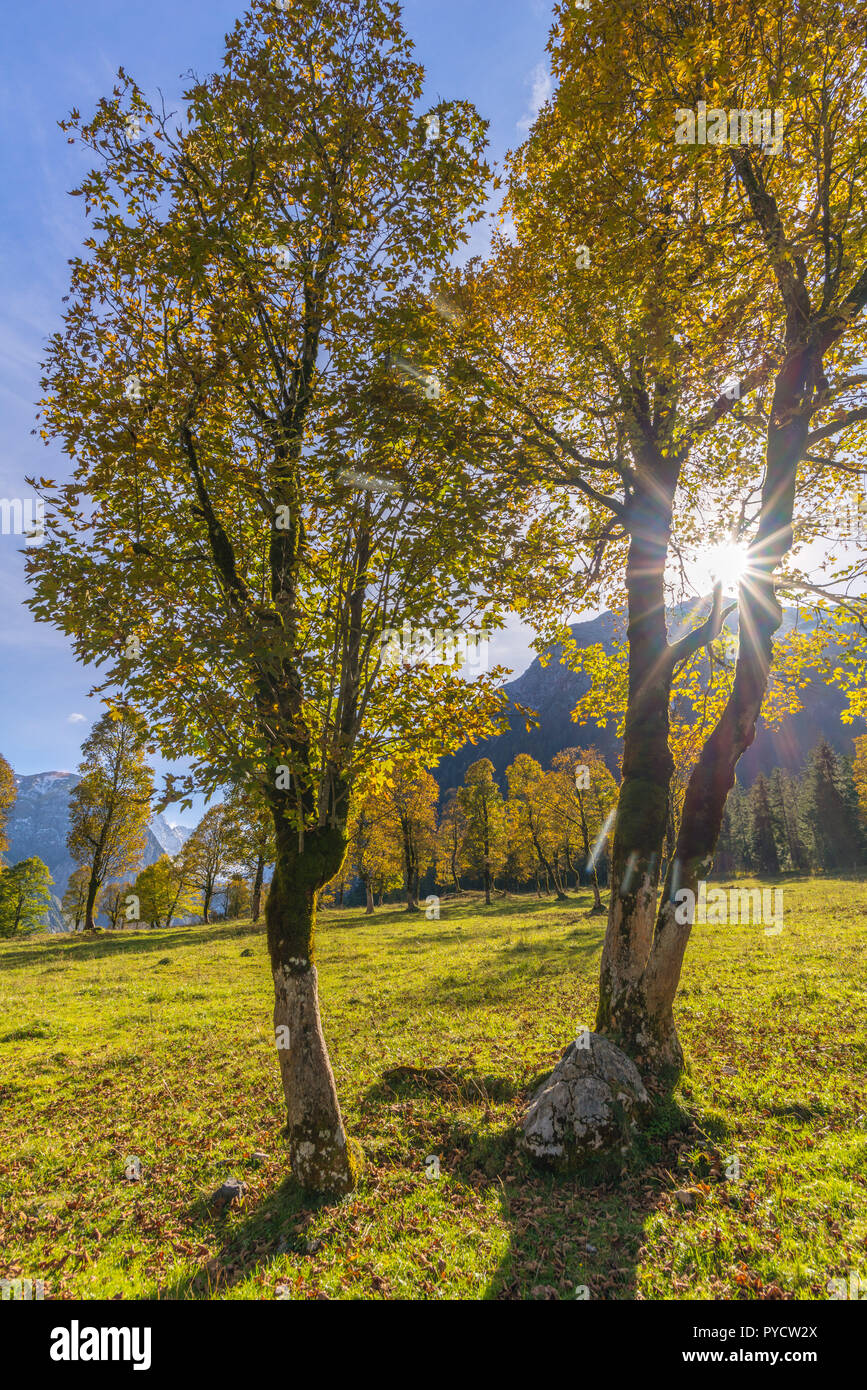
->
[[521, 1033, 650, 1169]]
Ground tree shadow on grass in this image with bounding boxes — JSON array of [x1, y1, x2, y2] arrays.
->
[[0, 920, 265, 971], [402, 928, 605, 1014], [151, 1171, 325, 1300], [449, 1086, 734, 1300], [364, 1054, 736, 1301], [147, 1064, 734, 1302], [365, 1062, 526, 1106]]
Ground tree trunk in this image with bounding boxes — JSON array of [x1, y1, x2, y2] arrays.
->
[[402, 821, 420, 911], [638, 351, 812, 1063], [535, 836, 567, 901], [592, 341, 812, 1079], [202, 886, 212, 925], [578, 806, 605, 914], [593, 464, 679, 1072], [251, 852, 265, 923], [364, 878, 374, 914], [84, 867, 100, 932], [267, 816, 359, 1193]]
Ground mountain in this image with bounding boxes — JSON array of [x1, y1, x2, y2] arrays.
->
[[150, 817, 193, 857], [434, 609, 865, 796], [4, 773, 192, 931]]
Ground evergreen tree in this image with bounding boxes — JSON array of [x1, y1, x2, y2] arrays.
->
[[835, 754, 864, 865], [726, 780, 752, 874], [767, 769, 789, 868], [781, 769, 810, 871], [713, 803, 736, 877], [799, 739, 863, 871], [748, 774, 780, 874]]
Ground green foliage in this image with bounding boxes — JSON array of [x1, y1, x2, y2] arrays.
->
[[0, 858, 53, 937], [716, 744, 865, 877], [0, 754, 15, 862]]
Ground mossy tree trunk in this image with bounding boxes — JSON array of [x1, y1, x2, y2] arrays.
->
[[639, 347, 814, 1056], [251, 852, 265, 924], [594, 462, 681, 1074], [84, 867, 101, 933], [595, 347, 814, 1081], [266, 813, 359, 1193]]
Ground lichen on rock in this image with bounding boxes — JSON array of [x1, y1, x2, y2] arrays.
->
[[521, 1032, 650, 1171]]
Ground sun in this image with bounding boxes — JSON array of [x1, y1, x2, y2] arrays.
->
[[699, 539, 751, 595]]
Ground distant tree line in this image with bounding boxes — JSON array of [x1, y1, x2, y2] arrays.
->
[[328, 747, 619, 912], [715, 738, 866, 876], [2, 729, 865, 940]]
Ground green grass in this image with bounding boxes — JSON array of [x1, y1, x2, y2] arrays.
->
[[1, 877, 865, 1300]]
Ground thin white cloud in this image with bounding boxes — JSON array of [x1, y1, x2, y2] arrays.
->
[[517, 62, 553, 132], [67, 712, 86, 724]]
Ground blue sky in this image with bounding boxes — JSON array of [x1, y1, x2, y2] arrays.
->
[[0, 0, 555, 818]]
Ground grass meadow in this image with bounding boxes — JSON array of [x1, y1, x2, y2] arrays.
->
[[1, 877, 865, 1300]]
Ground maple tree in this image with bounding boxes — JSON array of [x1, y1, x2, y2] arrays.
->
[[380, 765, 438, 911], [549, 747, 618, 912], [458, 758, 507, 904], [0, 858, 53, 938], [27, 0, 518, 1191], [345, 785, 402, 913], [134, 853, 199, 927], [101, 880, 134, 930], [224, 783, 275, 923], [225, 872, 253, 919], [505, 753, 569, 899], [0, 755, 15, 862], [61, 865, 93, 932], [436, 787, 469, 893], [66, 712, 153, 932], [427, 0, 867, 1104], [180, 804, 234, 924], [853, 735, 867, 830]]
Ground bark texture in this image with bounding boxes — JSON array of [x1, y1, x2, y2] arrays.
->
[[267, 816, 360, 1193]]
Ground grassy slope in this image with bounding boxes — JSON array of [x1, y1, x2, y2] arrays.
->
[[0, 878, 865, 1301]]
